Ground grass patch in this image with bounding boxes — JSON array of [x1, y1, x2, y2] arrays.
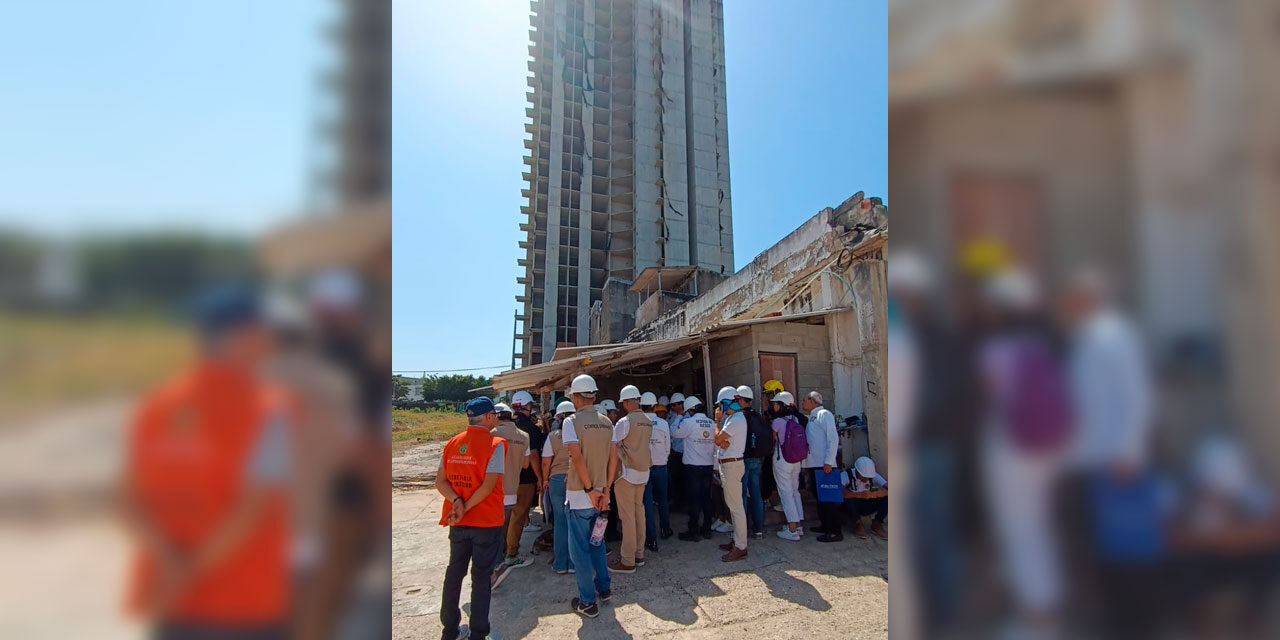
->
[[392, 408, 467, 447], [0, 312, 191, 417]]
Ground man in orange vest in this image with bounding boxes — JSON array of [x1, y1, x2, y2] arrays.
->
[[123, 285, 292, 640], [435, 396, 507, 640]]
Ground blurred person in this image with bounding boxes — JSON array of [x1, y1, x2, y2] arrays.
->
[[666, 393, 687, 513], [123, 284, 293, 640], [654, 403, 668, 421], [262, 295, 361, 639], [608, 385, 652, 573], [801, 391, 842, 542], [435, 397, 506, 640], [772, 391, 808, 541], [737, 385, 771, 540], [978, 269, 1075, 634], [489, 403, 533, 589], [600, 399, 620, 424], [842, 456, 889, 541], [713, 387, 749, 562], [641, 392, 673, 550], [1169, 435, 1280, 636], [540, 401, 577, 574], [672, 396, 717, 542], [509, 391, 545, 533], [561, 374, 618, 618]]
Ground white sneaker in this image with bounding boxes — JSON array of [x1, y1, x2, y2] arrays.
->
[[772, 503, 784, 512], [712, 520, 734, 533], [779, 525, 804, 536], [776, 528, 802, 541]]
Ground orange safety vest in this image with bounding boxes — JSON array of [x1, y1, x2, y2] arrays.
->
[[439, 426, 506, 528], [126, 361, 290, 623]]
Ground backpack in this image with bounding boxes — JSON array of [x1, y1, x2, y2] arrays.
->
[[779, 416, 809, 463], [1004, 339, 1073, 453], [744, 409, 773, 459]]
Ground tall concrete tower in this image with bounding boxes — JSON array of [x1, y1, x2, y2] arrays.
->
[[515, 0, 734, 366]]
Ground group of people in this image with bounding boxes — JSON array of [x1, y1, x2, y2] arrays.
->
[[436, 374, 889, 639]]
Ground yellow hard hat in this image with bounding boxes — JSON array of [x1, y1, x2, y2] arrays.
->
[[958, 237, 1011, 276], [655, 404, 667, 412], [763, 379, 785, 393]]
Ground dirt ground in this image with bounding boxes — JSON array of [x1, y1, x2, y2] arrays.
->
[[392, 442, 888, 640]]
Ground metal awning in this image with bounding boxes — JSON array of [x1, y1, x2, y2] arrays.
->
[[490, 308, 851, 393]]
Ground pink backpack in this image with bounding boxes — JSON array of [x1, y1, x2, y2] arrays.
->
[[780, 416, 809, 463]]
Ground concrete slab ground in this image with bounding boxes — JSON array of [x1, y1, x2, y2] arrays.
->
[[393, 443, 888, 639]]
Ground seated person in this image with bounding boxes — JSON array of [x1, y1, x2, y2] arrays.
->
[[842, 456, 888, 540]]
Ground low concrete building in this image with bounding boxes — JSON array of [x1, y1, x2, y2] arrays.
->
[[492, 192, 888, 471]]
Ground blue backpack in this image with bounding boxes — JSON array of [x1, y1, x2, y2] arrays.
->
[[780, 416, 809, 463]]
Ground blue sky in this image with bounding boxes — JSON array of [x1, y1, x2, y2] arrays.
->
[[393, 0, 887, 374], [0, 1, 330, 235]]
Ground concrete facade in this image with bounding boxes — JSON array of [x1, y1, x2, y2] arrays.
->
[[517, 0, 734, 366]]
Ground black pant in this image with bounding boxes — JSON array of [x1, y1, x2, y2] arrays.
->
[[685, 464, 714, 534], [440, 525, 502, 640], [155, 624, 286, 640], [668, 451, 685, 509], [844, 496, 888, 524], [805, 468, 843, 534]]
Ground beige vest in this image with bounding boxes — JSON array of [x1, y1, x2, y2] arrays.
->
[[490, 421, 528, 498], [618, 409, 653, 477], [546, 429, 572, 476], [566, 408, 612, 492]]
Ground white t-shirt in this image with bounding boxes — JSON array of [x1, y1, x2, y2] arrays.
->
[[613, 415, 650, 485], [842, 469, 888, 493], [646, 413, 670, 466], [671, 412, 717, 466], [561, 415, 616, 511], [719, 411, 747, 459]]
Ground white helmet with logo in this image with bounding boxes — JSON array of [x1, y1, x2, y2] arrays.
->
[[494, 402, 513, 415], [511, 390, 534, 407], [619, 385, 642, 401], [600, 399, 617, 411], [570, 374, 598, 395]]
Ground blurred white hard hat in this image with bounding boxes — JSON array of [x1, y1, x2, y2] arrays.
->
[[556, 401, 575, 415], [683, 396, 701, 410], [854, 456, 876, 478], [600, 399, 617, 411], [640, 392, 658, 406], [670, 393, 685, 404]]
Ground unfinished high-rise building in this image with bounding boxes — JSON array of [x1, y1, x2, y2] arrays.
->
[[515, 0, 734, 366]]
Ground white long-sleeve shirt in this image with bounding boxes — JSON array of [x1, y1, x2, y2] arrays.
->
[[1069, 309, 1153, 469], [802, 406, 839, 468], [646, 413, 670, 466], [671, 412, 717, 466]]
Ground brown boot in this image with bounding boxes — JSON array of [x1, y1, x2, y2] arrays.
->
[[852, 519, 868, 539], [720, 546, 748, 562], [870, 522, 888, 540], [607, 559, 635, 574], [718, 541, 735, 551]]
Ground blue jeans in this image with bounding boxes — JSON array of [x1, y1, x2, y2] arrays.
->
[[742, 457, 765, 534], [685, 464, 714, 534], [548, 474, 573, 572], [643, 465, 670, 540], [566, 506, 610, 604]]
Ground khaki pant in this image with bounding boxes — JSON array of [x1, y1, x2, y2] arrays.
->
[[504, 483, 537, 557], [615, 479, 647, 565], [720, 460, 747, 550]]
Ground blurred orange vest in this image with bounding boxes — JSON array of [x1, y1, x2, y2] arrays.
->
[[127, 361, 289, 623], [439, 427, 506, 528]]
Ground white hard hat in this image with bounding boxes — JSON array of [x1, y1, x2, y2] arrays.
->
[[619, 385, 642, 401], [716, 386, 737, 403], [683, 396, 701, 410], [658, 395, 670, 406], [511, 390, 534, 407], [307, 268, 362, 310], [773, 391, 795, 406], [570, 374, 599, 394], [640, 391, 658, 406], [888, 250, 934, 293], [494, 402, 513, 415], [984, 268, 1040, 311], [600, 399, 617, 411], [556, 400, 575, 416], [735, 385, 754, 400], [670, 393, 685, 404], [854, 456, 877, 478]]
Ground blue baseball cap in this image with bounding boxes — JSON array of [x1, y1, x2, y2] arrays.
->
[[189, 284, 261, 335], [465, 396, 496, 417]]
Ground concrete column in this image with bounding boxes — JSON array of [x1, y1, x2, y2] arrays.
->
[[541, 7, 567, 358], [852, 257, 888, 473]]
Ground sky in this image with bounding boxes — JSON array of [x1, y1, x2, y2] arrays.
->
[[0, 1, 330, 235], [392, 0, 888, 375]]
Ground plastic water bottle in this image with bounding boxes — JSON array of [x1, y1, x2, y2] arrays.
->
[[589, 513, 608, 546]]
